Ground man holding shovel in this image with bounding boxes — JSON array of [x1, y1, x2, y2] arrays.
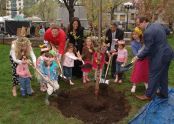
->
[[132, 16, 174, 100]]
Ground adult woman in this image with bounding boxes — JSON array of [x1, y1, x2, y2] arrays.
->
[[67, 17, 84, 78], [44, 23, 66, 60], [10, 37, 36, 96]]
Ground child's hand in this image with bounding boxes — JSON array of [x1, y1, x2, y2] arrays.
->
[[105, 62, 109, 64], [121, 63, 125, 67], [112, 52, 117, 55], [131, 56, 138, 63]]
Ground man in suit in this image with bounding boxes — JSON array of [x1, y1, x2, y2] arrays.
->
[[105, 22, 124, 78], [132, 16, 174, 100]]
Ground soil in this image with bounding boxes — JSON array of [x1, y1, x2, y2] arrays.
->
[[50, 84, 130, 124]]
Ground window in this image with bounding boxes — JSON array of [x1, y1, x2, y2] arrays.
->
[[131, 13, 134, 20], [120, 15, 126, 22]]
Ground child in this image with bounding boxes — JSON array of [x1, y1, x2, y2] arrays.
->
[[130, 27, 149, 93], [40, 52, 59, 102], [62, 43, 82, 85], [92, 43, 106, 81], [16, 55, 32, 96], [114, 40, 128, 83], [36, 45, 49, 92], [81, 37, 95, 83]]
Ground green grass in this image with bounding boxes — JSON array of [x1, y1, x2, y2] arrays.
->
[[0, 35, 174, 124]]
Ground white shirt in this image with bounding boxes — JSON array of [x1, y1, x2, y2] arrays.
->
[[111, 31, 116, 50], [10, 40, 36, 66], [62, 52, 78, 67]]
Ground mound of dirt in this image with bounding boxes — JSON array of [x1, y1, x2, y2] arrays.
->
[[50, 85, 130, 124]]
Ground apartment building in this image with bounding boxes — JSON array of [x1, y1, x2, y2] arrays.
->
[[6, 0, 24, 18]]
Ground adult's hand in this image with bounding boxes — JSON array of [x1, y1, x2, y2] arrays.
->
[[131, 56, 138, 63]]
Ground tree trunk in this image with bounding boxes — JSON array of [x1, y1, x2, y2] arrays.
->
[[68, 8, 75, 23], [111, 7, 115, 21]]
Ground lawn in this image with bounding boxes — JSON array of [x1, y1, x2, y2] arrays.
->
[[0, 35, 174, 124]]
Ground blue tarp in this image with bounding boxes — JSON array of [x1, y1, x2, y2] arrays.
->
[[129, 88, 174, 124]]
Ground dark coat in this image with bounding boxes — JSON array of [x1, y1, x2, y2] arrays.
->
[[137, 23, 173, 97], [105, 28, 124, 51], [67, 27, 84, 54]]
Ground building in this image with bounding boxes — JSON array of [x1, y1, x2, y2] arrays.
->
[[112, 2, 137, 31], [6, 0, 24, 18], [6, 0, 38, 18]]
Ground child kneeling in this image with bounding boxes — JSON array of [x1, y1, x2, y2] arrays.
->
[[40, 52, 59, 104]]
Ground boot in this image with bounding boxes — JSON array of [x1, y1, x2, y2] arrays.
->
[[70, 80, 74, 85], [12, 86, 17, 97]]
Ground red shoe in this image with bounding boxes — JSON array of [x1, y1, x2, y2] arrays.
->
[[136, 95, 151, 101]]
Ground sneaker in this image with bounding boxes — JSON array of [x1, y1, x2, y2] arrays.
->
[[105, 80, 109, 85], [131, 85, 136, 93], [70, 80, 74, 85], [31, 88, 35, 93], [114, 78, 118, 83], [118, 80, 122, 84]]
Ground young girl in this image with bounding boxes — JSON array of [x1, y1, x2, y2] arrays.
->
[[81, 37, 95, 83], [114, 40, 128, 83], [36, 45, 49, 92], [92, 42, 106, 81], [16, 55, 32, 96], [62, 43, 82, 85], [130, 27, 149, 93], [40, 52, 59, 99]]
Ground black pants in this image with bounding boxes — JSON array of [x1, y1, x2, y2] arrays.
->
[[72, 60, 83, 78], [111, 54, 117, 78], [9, 55, 19, 86]]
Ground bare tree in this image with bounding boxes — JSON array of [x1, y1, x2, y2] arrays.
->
[[57, 0, 78, 23], [107, 0, 127, 21]]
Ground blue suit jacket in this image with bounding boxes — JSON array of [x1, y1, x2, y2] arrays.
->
[[137, 23, 173, 72]]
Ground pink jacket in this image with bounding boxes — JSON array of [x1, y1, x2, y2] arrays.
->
[[16, 63, 31, 78]]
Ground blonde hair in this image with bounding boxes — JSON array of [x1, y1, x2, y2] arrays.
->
[[84, 37, 94, 48], [14, 37, 32, 59]]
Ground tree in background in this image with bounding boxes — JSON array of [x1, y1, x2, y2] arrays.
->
[[57, 0, 78, 23], [0, 0, 6, 16], [134, 0, 174, 26], [106, 0, 127, 21], [24, 0, 58, 21]]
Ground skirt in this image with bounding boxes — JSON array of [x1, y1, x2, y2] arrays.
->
[[9, 55, 19, 86], [130, 58, 149, 84]]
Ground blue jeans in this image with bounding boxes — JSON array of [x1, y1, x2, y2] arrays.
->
[[115, 61, 124, 80], [63, 66, 72, 80], [18, 77, 32, 96], [115, 61, 124, 74]]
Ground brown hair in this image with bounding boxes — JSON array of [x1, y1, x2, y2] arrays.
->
[[65, 43, 76, 53], [50, 23, 59, 30], [137, 16, 149, 23]]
